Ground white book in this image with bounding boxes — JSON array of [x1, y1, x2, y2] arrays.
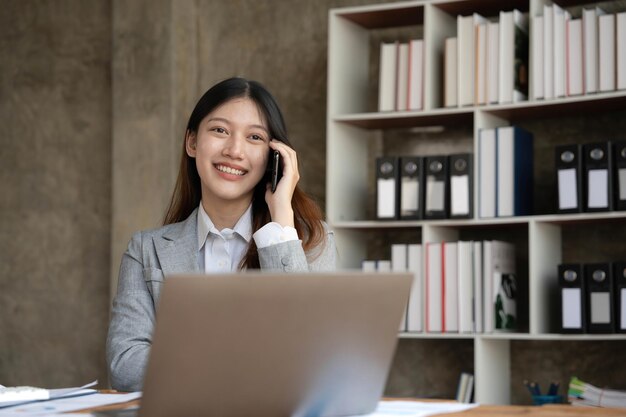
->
[[406, 244, 423, 332], [379, 42, 398, 111], [492, 241, 516, 332], [362, 260, 377, 272], [583, 8, 605, 94], [458, 13, 488, 106], [478, 128, 497, 218], [532, 16, 544, 100], [499, 10, 528, 103], [475, 23, 488, 105], [554, 7, 570, 98], [443, 242, 459, 333], [457, 241, 474, 333], [445, 37, 458, 107], [567, 19, 583, 96], [396, 43, 409, 111], [377, 260, 391, 272], [483, 241, 494, 332], [408, 39, 424, 110], [618, 12, 626, 90], [599, 14, 616, 92], [426, 242, 443, 332], [487, 22, 500, 104], [472, 241, 483, 333], [543, 5, 554, 100], [391, 243, 408, 332]]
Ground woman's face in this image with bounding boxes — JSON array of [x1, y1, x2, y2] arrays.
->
[[187, 97, 270, 208]]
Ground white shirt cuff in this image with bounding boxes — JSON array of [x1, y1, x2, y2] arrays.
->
[[253, 222, 299, 249]]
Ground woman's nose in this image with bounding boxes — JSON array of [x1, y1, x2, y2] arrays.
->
[[223, 134, 244, 159]]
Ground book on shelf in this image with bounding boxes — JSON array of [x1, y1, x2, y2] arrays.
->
[[396, 43, 409, 111], [458, 13, 488, 107], [443, 242, 459, 333], [475, 23, 487, 105], [543, 4, 555, 100], [618, 12, 626, 91], [456, 372, 475, 404], [566, 18, 583, 97], [599, 14, 616, 92], [457, 241, 474, 333], [444, 37, 458, 107], [553, 6, 570, 99], [488, 241, 517, 332], [392, 243, 409, 332], [426, 242, 443, 332], [406, 244, 423, 332], [408, 39, 424, 110], [472, 241, 483, 333], [582, 7, 605, 94], [478, 128, 497, 219], [532, 15, 544, 100], [379, 42, 398, 112], [569, 376, 626, 408], [486, 21, 499, 104], [499, 9, 528, 103]]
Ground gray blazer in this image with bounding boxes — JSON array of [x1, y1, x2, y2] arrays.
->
[[106, 208, 336, 392]]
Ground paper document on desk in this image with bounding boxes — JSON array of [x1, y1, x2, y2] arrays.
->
[[360, 401, 478, 417], [0, 381, 98, 409], [0, 392, 141, 416]]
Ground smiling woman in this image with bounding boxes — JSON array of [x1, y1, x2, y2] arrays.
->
[[106, 77, 336, 392]]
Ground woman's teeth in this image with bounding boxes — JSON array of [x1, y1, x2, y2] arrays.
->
[[216, 165, 245, 176]]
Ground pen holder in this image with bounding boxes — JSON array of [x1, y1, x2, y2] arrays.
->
[[532, 395, 564, 405]]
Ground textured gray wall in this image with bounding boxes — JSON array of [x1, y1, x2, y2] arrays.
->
[[0, 1, 111, 386], [1, 0, 625, 405]]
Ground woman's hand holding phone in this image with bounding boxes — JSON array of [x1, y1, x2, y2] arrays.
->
[[265, 139, 299, 228]]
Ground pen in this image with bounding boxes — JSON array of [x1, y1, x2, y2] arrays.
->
[[548, 382, 560, 396]]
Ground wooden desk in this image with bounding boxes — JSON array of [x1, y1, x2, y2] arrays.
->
[[82, 396, 626, 417]]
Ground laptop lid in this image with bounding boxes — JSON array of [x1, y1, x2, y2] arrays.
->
[[139, 271, 412, 417]]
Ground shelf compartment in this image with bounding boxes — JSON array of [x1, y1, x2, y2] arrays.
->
[[333, 2, 424, 29]]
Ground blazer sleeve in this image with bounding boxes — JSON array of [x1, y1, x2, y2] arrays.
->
[[106, 232, 155, 392], [257, 225, 336, 272]]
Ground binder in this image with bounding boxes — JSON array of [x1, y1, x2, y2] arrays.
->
[[443, 242, 459, 333], [558, 263, 585, 333], [426, 242, 443, 332], [497, 126, 534, 217], [555, 144, 584, 213], [424, 156, 448, 219], [613, 262, 626, 333], [400, 157, 424, 220], [584, 263, 615, 333], [449, 153, 473, 219], [613, 141, 626, 210], [478, 128, 497, 218], [376, 157, 400, 220], [584, 142, 613, 212], [406, 244, 423, 332]]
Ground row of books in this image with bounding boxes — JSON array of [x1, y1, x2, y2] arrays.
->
[[378, 40, 424, 112], [533, 6, 626, 100], [556, 141, 626, 213], [363, 240, 518, 333], [478, 125, 534, 219], [559, 262, 626, 334], [445, 10, 529, 108], [376, 154, 473, 220]]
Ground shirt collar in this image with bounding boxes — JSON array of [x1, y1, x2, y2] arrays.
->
[[197, 202, 253, 249]]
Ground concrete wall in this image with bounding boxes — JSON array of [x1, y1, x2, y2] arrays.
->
[[1, 0, 625, 404]]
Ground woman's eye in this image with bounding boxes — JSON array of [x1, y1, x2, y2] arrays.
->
[[211, 127, 227, 134], [250, 134, 265, 142]]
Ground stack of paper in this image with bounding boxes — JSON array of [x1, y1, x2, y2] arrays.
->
[[569, 377, 626, 408]]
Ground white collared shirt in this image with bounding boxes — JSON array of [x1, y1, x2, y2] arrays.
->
[[197, 202, 299, 272]]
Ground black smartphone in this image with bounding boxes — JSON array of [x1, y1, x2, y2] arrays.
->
[[267, 150, 282, 192]]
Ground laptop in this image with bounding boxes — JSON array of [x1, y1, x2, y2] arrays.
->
[[138, 271, 412, 417]]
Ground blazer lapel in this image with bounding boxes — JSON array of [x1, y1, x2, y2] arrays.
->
[[153, 208, 200, 276]]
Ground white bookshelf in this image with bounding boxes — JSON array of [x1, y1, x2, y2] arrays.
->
[[327, 0, 626, 405]]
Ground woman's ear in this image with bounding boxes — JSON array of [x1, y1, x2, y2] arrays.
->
[[185, 131, 197, 157]]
